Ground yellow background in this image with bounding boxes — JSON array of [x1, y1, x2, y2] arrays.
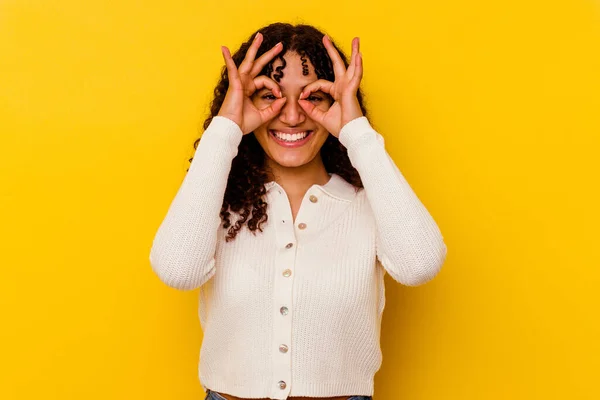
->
[[1, 0, 599, 399]]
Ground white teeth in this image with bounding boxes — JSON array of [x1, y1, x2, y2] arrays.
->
[[273, 131, 309, 142]]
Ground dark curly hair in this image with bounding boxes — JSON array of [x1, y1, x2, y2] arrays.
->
[[189, 22, 369, 242]]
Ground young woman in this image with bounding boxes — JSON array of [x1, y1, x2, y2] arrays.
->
[[150, 22, 447, 400]]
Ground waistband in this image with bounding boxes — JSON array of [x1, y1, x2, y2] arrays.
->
[[206, 389, 372, 400]]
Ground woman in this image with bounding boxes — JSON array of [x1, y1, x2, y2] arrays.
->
[[149, 22, 447, 400]]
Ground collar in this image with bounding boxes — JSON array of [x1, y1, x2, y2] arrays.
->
[[264, 173, 358, 202]]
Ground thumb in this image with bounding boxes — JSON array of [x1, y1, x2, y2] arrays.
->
[[298, 99, 326, 124], [260, 97, 287, 121]]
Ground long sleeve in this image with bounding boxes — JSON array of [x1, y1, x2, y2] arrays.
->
[[149, 116, 243, 290], [339, 116, 447, 286]]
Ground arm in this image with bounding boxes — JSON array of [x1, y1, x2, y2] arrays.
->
[[149, 116, 243, 290], [339, 116, 448, 286]]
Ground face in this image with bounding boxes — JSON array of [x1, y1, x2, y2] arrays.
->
[[251, 51, 332, 170]]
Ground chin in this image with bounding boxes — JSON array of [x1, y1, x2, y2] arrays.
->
[[267, 151, 315, 168]]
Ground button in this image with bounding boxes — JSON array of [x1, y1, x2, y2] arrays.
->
[[285, 243, 294, 249], [279, 344, 288, 353], [280, 306, 288, 315], [309, 195, 318, 203], [298, 223, 307, 230], [282, 269, 292, 277], [278, 380, 287, 389]]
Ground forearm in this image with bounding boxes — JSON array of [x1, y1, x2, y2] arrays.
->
[[149, 116, 243, 290], [339, 117, 447, 286]]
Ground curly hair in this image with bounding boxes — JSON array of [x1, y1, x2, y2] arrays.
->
[[189, 22, 369, 242]]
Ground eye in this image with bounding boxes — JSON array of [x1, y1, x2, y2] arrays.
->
[[261, 93, 277, 100], [307, 95, 322, 102]]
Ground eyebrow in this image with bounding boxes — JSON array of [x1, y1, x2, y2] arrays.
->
[[256, 85, 325, 94]]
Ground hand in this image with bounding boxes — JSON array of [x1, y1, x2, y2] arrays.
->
[[297, 36, 364, 137], [217, 33, 288, 135]]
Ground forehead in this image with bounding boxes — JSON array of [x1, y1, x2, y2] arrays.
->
[[269, 51, 318, 87]]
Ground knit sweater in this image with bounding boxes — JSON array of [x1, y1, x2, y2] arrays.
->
[[149, 115, 447, 399]]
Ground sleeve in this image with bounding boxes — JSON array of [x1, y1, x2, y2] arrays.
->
[[338, 116, 448, 287], [149, 116, 243, 290]]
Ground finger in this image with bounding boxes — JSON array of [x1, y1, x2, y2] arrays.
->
[[253, 75, 282, 97], [221, 46, 242, 89], [259, 97, 287, 121], [299, 79, 334, 100], [323, 35, 346, 79], [347, 37, 359, 80], [349, 51, 363, 90], [298, 99, 327, 124], [239, 32, 263, 75], [250, 41, 283, 77]]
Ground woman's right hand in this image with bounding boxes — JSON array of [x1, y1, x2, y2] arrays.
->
[[217, 32, 287, 135]]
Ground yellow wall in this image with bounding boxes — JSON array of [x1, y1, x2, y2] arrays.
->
[[1, 1, 599, 399]]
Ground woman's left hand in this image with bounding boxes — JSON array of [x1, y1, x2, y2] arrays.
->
[[298, 35, 364, 138]]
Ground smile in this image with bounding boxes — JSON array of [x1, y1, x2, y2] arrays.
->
[[269, 130, 314, 147]]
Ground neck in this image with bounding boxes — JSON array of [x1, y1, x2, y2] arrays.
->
[[266, 155, 331, 198]]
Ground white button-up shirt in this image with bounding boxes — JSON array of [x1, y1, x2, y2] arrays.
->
[[150, 116, 447, 399]]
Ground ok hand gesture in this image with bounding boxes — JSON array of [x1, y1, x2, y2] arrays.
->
[[217, 33, 288, 135], [298, 36, 364, 138]]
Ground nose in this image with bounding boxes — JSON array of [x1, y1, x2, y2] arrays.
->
[[278, 95, 306, 126]]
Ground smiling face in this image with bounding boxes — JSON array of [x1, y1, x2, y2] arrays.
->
[[251, 51, 332, 172]]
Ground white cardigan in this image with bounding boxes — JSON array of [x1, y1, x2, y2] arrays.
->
[[149, 115, 447, 399]]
